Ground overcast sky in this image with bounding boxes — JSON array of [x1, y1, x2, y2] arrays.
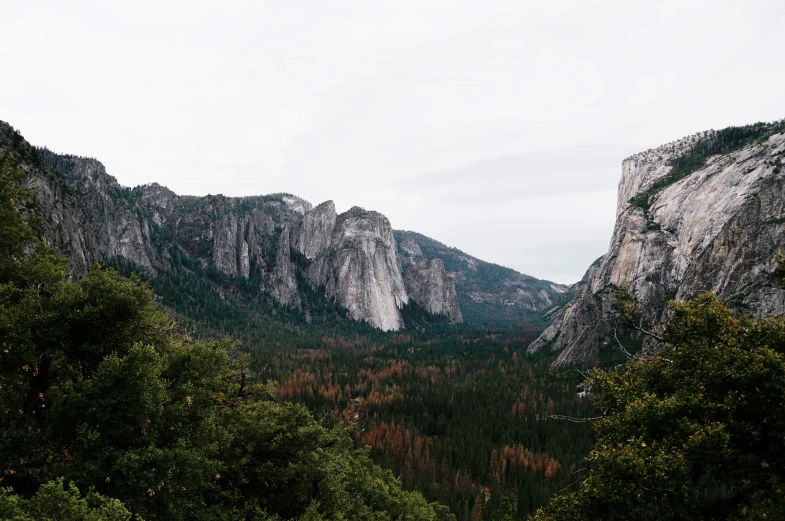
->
[[2, 1, 784, 283]]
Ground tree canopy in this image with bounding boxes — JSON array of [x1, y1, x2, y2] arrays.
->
[[0, 151, 452, 520], [534, 293, 785, 521]]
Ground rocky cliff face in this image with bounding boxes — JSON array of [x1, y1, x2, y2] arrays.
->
[[2, 120, 313, 309], [33, 141, 312, 290], [403, 257, 463, 323], [269, 224, 300, 307], [310, 207, 409, 331], [395, 230, 568, 325], [3, 117, 574, 332], [291, 200, 337, 260], [530, 123, 785, 367], [2, 120, 423, 331]]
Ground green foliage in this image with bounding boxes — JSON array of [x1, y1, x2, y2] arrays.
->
[[534, 294, 785, 521], [0, 477, 133, 521], [629, 120, 785, 213], [262, 326, 593, 520], [0, 162, 450, 520], [0, 153, 36, 278], [399, 300, 453, 332], [493, 496, 515, 521]]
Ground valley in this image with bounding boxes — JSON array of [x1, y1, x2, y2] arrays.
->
[[2, 117, 785, 520]]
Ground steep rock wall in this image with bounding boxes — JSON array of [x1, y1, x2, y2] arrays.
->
[[530, 128, 785, 366], [4, 118, 563, 332], [291, 200, 337, 260], [313, 207, 409, 331], [269, 224, 300, 307], [394, 230, 568, 325], [403, 257, 463, 323]]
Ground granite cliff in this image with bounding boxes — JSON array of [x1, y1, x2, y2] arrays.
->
[[2, 118, 571, 331], [292, 200, 337, 260], [309, 207, 409, 331], [403, 257, 463, 323], [530, 121, 785, 366]]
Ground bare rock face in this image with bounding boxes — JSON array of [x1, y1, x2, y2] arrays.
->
[[403, 257, 463, 323], [24, 170, 102, 278], [5, 121, 411, 329], [47, 155, 158, 274], [291, 200, 337, 260], [269, 224, 300, 307], [3, 118, 562, 332], [280, 195, 312, 216], [0, 121, 314, 304], [313, 207, 409, 331], [530, 128, 785, 367], [4, 140, 103, 278], [212, 213, 242, 276], [526, 256, 608, 363]]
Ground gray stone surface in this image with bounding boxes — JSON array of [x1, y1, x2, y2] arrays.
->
[[312, 207, 410, 331], [291, 200, 337, 260], [269, 224, 300, 307], [403, 257, 463, 323], [394, 230, 568, 324], [3, 118, 579, 332], [530, 130, 785, 367]]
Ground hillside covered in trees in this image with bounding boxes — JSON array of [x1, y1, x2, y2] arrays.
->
[[0, 149, 452, 520]]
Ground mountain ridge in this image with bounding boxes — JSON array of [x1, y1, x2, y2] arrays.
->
[[395, 229, 569, 325], [2, 119, 565, 332]]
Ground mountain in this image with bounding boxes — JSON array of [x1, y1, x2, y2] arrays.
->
[[403, 257, 463, 323], [2, 119, 561, 332], [395, 230, 569, 325], [530, 120, 785, 366], [304, 205, 410, 330]]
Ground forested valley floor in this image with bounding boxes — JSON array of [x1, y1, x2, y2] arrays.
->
[[5, 127, 785, 520], [115, 250, 598, 520], [252, 329, 594, 520]]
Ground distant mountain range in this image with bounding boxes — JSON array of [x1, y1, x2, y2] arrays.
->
[[1, 119, 566, 332], [395, 230, 568, 325]]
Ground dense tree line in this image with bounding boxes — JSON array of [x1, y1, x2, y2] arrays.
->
[[256, 326, 595, 520], [0, 150, 452, 520], [534, 294, 785, 520]]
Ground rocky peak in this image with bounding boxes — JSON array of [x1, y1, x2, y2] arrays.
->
[[403, 257, 462, 323], [313, 206, 409, 331], [138, 183, 178, 210], [291, 200, 337, 260], [398, 236, 424, 267], [0, 122, 103, 278], [280, 194, 312, 215], [269, 223, 299, 307], [394, 230, 568, 325], [5, 118, 567, 332]]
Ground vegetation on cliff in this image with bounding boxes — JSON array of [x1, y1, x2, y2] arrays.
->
[[629, 119, 785, 212]]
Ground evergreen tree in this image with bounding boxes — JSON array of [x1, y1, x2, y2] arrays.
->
[[534, 294, 785, 521], [0, 150, 452, 520]]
